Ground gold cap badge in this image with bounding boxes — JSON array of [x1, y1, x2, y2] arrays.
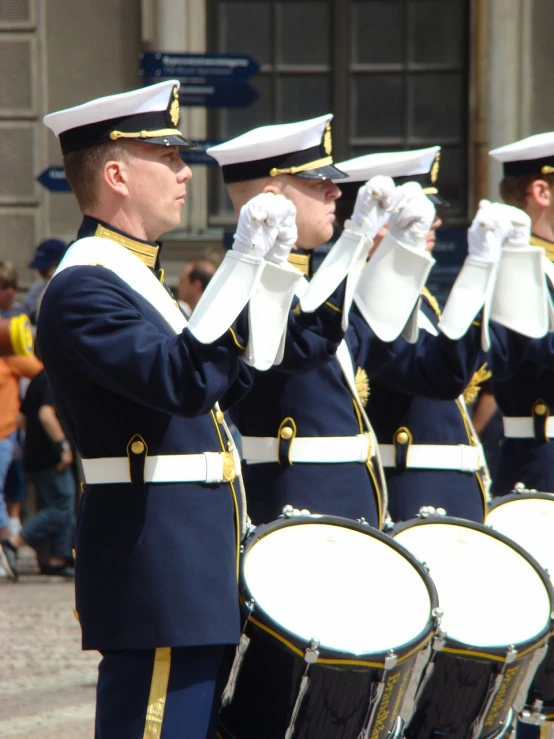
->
[[430, 151, 441, 184], [169, 86, 180, 127], [323, 121, 332, 156]]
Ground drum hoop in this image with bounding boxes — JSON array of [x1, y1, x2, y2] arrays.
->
[[391, 515, 554, 652], [441, 635, 552, 663], [240, 514, 439, 660], [487, 491, 554, 514], [246, 612, 435, 668]]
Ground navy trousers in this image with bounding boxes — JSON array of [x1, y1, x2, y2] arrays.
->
[[95, 644, 232, 738]]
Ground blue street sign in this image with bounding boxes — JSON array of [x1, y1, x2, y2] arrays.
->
[[37, 167, 72, 192], [140, 52, 259, 81], [182, 141, 221, 166], [174, 82, 259, 108]]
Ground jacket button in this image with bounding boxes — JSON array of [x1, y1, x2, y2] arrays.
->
[[535, 403, 547, 416], [396, 431, 409, 444], [280, 427, 293, 440], [216, 410, 225, 424], [131, 440, 145, 454]]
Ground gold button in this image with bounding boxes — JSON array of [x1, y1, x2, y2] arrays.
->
[[131, 440, 145, 454], [280, 426, 294, 440], [396, 431, 409, 444], [535, 403, 547, 416], [216, 410, 225, 424]]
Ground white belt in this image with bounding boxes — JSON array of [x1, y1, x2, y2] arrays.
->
[[81, 452, 237, 485], [379, 444, 481, 472], [503, 416, 554, 439], [242, 434, 372, 465]]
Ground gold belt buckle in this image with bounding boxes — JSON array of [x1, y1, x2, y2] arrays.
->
[[222, 451, 237, 482]]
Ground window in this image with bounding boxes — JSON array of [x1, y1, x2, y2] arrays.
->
[[207, 0, 469, 223]]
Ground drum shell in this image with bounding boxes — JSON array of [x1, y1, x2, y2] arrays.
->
[[220, 515, 439, 739], [487, 493, 554, 719], [391, 516, 554, 739], [219, 616, 428, 739]]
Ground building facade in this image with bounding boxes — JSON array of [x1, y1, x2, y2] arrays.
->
[[1, 0, 551, 289]]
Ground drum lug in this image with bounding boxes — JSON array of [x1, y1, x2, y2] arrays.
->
[[432, 629, 447, 651], [281, 505, 312, 518], [304, 639, 320, 664], [357, 517, 370, 527], [504, 645, 517, 664], [520, 699, 546, 725], [384, 649, 397, 670]]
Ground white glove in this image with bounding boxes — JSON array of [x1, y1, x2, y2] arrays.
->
[[349, 175, 406, 236], [388, 188, 436, 249], [265, 198, 298, 265], [233, 193, 296, 259], [467, 200, 513, 263], [499, 204, 532, 248]]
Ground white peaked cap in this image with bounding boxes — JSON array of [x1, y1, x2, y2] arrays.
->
[[207, 114, 346, 182], [334, 146, 441, 184], [490, 132, 554, 176], [43, 80, 193, 155]]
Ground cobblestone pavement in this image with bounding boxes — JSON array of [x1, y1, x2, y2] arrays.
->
[[0, 547, 99, 738]]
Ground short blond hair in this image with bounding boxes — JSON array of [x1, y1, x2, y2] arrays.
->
[[63, 140, 130, 210], [0, 260, 17, 286]]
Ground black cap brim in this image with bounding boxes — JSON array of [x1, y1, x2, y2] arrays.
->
[[138, 134, 197, 150], [296, 164, 347, 180], [426, 192, 450, 207]]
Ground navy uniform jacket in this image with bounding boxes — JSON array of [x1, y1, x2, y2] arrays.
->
[[37, 218, 343, 652], [367, 292, 488, 523], [492, 235, 554, 495], [231, 250, 496, 528]]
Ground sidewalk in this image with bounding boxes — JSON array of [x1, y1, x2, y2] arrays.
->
[[0, 546, 99, 738]]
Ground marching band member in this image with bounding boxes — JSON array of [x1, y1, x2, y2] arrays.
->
[[490, 134, 554, 498], [37, 82, 343, 739], [208, 120, 480, 529]]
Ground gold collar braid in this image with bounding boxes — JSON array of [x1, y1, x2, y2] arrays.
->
[[95, 224, 159, 268]]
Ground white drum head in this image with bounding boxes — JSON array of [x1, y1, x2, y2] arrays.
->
[[243, 522, 432, 655], [487, 496, 554, 579], [394, 522, 551, 648]]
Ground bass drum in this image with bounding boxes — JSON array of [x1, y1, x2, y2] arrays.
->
[[391, 516, 554, 739], [218, 513, 440, 739], [487, 492, 554, 721]]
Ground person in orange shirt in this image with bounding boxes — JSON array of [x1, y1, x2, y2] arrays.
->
[[0, 354, 42, 579]]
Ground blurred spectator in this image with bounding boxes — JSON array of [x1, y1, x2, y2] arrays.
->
[[202, 244, 226, 268], [0, 261, 24, 317], [0, 353, 43, 579], [4, 427, 25, 535], [23, 239, 67, 324], [177, 259, 217, 314], [4, 368, 75, 579]]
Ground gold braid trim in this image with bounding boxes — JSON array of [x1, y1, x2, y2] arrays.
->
[[421, 286, 441, 320], [463, 362, 492, 404]]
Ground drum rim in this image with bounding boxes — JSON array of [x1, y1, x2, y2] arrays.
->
[[391, 515, 554, 657], [239, 513, 439, 664], [487, 490, 554, 514]]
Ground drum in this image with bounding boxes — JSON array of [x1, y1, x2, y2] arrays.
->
[[391, 516, 554, 739], [0, 315, 33, 357], [487, 492, 554, 721], [218, 514, 440, 739]]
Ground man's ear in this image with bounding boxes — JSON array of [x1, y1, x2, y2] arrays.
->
[[103, 159, 129, 196], [528, 178, 552, 208]]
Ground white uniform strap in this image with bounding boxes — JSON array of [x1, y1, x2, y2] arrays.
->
[[51, 236, 248, 533], [296, 276, 388, 522], [54, 236, 187, 333]]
